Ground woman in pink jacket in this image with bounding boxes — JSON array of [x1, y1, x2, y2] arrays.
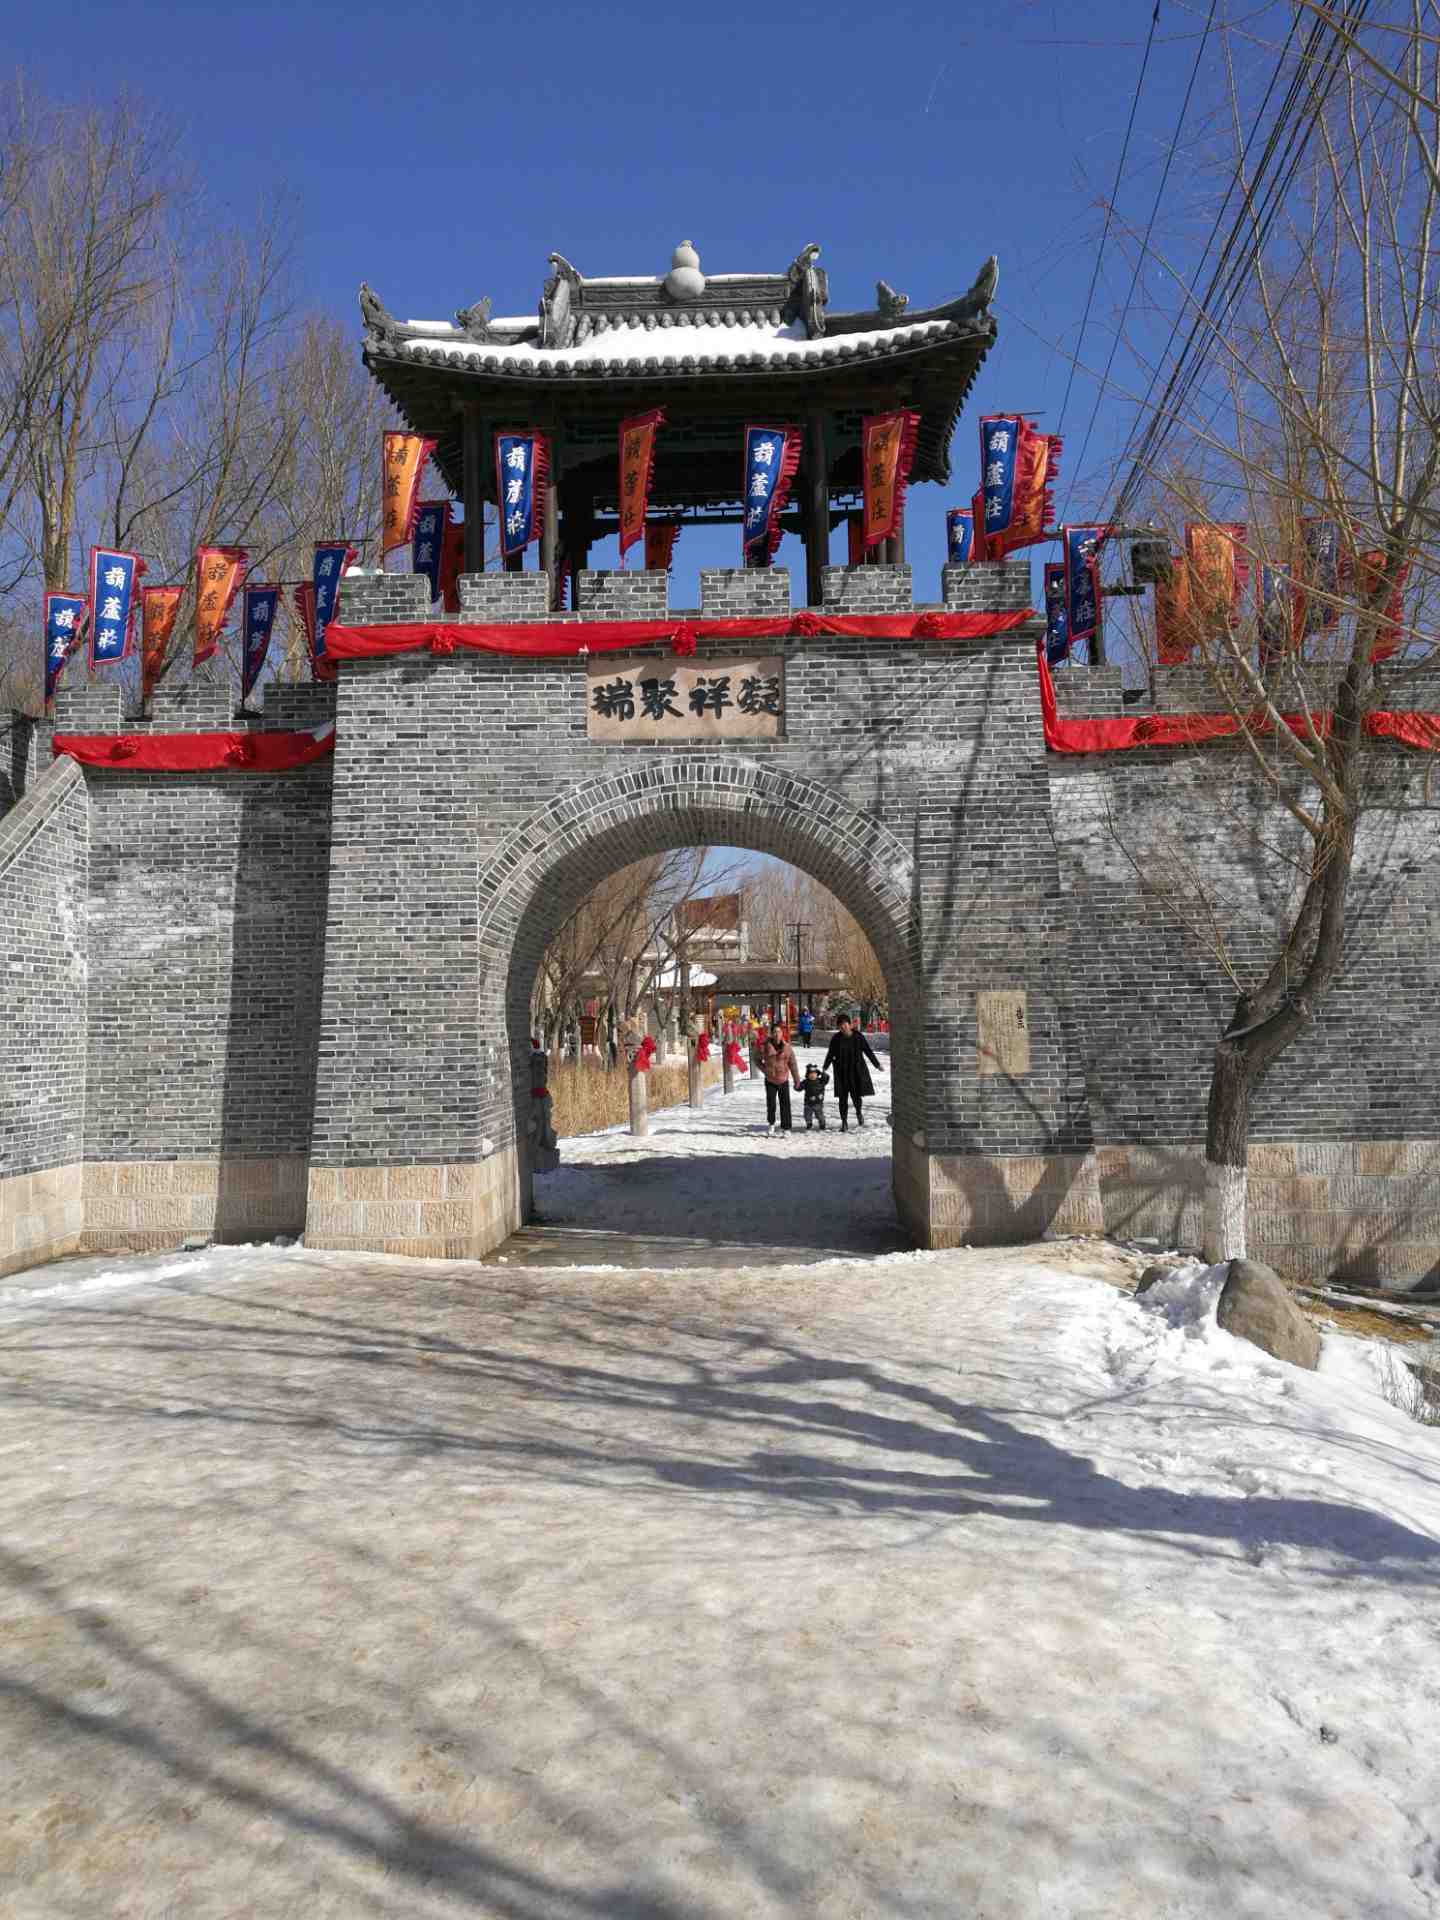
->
[[760, 1027, 802, 1134]]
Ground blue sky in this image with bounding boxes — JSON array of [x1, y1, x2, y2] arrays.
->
[[12, 0, 1248, 605]]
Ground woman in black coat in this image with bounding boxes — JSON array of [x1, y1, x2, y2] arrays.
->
[[821, 1015, 884, 1130]]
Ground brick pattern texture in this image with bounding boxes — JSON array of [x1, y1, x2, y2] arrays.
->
[[6, 558, 1440, 1279]]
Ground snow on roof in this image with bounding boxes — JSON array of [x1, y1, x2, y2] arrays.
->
[[390, 314, 965, 376]]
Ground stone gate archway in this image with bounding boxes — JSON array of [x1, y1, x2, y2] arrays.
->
[[477, 757, 924, 1234]]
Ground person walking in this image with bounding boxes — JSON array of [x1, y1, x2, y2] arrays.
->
[[801, 1062, 829, 1130], [821, 1014, 884, 1131], [760, 1026, 802, 1135], [797, 1006, 814, 1046]]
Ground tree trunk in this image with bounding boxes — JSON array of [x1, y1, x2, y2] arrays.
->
[[1203, 1041, 1252, 1263]]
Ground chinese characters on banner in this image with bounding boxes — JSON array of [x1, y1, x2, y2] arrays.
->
[[1062, 525, 1107, 658], [587, 656, 784, 743], [241, 585, 281, 702], [193, 545, 249, 667], [644, 520, 680, 573], [945, 508, 975, 565], [141, 586, 183, 699], [311, 540, 356, 668], [1043, 563, 1070, 665], [860, 410, 920, 550], [742, 424, 801, 566], [494, 430, 549, 561], [1298, 518, 1341, 635], [412, 500, 449, 602], [43, 592, 87, 701], [292, 584, 332, 682], [979, 414, 1060, 557], [618, 409, 665, 563], [381, 431, 436, 553], [87, 547, 144, 668]]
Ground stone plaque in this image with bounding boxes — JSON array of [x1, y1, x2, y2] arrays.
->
[[586, 655, 783, 742], [976, 989, 1029, 1076]]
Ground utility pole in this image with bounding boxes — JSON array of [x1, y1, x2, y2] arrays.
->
[[789, 921, 811, 1027]]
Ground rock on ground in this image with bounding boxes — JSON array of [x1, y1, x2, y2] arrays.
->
[[1218, 1256, 1322, 1370]]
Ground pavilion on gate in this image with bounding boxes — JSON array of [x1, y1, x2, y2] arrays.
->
[[357, 240, 999, 608]]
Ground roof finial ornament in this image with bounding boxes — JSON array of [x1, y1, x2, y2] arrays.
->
[[540, 253, 582, 349], [664, 241, 706, 302], [783, 243, 828, 338], [876, 279, 909, 320], [358, 282, 398, 343], [955, 255, 999, 325], [454, 295, 499, 343]]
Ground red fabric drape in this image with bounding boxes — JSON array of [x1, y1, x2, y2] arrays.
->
[[1036, 638, 1440, 755], [53, 728, 335, 773], [325, 609, 1033, 661]]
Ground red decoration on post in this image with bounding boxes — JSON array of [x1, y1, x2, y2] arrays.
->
[[696, 1032, 710, 1063]]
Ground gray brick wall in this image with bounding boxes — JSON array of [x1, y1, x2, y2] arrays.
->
[[457, 572, 551, 623], [941, 562, 1032, 611], [575, 570, 668, 619], [821, 565, 913, 613], [699, 569, 792, 618], [337, 571, 431, 626], [0, 757, 88, 1178]]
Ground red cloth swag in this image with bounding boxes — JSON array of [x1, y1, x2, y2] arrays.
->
[[324, 610, 1033, 661], [53, 728, 336, 773], [1036, 638, 1440, 755]]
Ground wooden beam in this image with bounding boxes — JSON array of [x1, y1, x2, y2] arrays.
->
[[462, 404, 486, 575], [803, 412, 829, 610]]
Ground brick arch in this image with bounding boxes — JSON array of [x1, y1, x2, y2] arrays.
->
[[474, 755, 925, 1221]]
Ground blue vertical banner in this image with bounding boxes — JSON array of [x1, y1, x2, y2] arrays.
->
[[240, 585, 281, 703], [980, 416, 1019, 550], [44, 592, 87, 701], [1043, 563, 1070, 665], [312, 541, 356, 663], [946, 508, 975, 565], [87, 547, 144, 668], [1063, 525, 1106, 656], [742, 423, 801, 566], [1300, 518, 1340, 634], [495, 430, 549, 561], [412, 500, 449, 602]]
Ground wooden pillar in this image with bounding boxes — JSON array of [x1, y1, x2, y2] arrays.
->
[[804, 412, 829, 610], [462, 405, 486, 576]]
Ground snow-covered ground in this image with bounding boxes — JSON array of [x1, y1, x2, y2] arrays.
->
[[537, 1042, 907, 1254], [0, 1223, 1437, 1918]]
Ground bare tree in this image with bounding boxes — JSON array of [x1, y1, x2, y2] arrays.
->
[[1114, 7, 1440, 1259]]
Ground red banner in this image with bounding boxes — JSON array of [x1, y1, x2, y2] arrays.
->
[[847, 512, 865, 566], [971, 488, 990, 563], [1154, 553, 1194, 665], [54, 725, 335, 773], [1357, 549, 1411, 661], [382, 430, 436, 553], [140, 585, 183, 700], [644, 519, 679, 573], [194, 546, 248, 667], [619, 409, 665, 563], [1188, 522, 1248, 633], [861, 410, 921, 549]]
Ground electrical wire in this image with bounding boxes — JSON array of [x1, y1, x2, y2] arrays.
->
[[1055, 0, 1164, 445], [1109, 4, 1370, 528], [1063, 0, 1220, 522]]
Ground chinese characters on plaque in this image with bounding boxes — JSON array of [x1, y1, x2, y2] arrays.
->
[[586, 656, 784, 742]]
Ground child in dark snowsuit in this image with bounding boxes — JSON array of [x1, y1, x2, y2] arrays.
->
[[802, 1064, 830, 1130]]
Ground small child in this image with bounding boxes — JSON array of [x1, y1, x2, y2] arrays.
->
[[802, 1064, 829, 1131]]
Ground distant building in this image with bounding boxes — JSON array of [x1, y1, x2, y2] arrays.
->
[[672, 892, 748, 971]]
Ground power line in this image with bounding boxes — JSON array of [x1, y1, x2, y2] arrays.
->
[[1056, 0, 1164, 445], [1064, 0, 1219, 522], [1109, 4, 1369, 528]]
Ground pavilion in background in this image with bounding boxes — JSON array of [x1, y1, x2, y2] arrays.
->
[[358, 241, 998, 609]]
